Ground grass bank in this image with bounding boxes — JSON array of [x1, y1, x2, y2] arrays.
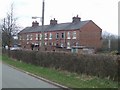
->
[[2, 55, 118, 88]]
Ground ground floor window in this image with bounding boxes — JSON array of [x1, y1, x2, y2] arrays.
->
[[45, 42, 47, 46], [61, 43, 64, 47], [67, 42, 71, 49]]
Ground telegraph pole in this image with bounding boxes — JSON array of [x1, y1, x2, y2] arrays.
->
[[41, 0, 45, 50], [42, 0, 45, 26], [31, 0, 45, 51]]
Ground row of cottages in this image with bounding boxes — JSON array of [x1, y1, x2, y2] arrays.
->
[[18, 15, 102, 51]]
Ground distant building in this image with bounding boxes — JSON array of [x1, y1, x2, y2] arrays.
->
[[18, 15, 102, 51]]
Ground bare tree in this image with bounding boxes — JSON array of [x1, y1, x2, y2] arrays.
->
[[2, 3, 19, 48], [101, 31, 118, 52]]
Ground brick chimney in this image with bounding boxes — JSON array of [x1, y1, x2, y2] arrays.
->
[[32, 21, 39, 27], [72, 15, 81, 23], [50, 18, 57, 25]]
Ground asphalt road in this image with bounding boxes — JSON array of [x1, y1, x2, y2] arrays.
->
[[2, 63, 60, 88]]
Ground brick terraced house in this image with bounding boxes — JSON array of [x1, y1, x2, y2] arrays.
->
[[18, 15, 102, 51]]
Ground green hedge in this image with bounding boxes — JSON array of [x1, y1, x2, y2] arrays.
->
[[3, 49, 119, 81]]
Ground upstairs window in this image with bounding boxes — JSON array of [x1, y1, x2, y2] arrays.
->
[[45, 33, 48, 40], [49, 33, 52, 39], [62, 33, 64, 39], [67, 32, 71, 39], [30, 34, 33, 40], [40, 33, 42, 40], [56, 33, 59, 39], [72, 31, 76, 39], [27, 34, 29, 40], [36, 34, 38, 40]]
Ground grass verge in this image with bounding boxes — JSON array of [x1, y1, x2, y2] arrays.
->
[[2, 55, 119, 88]]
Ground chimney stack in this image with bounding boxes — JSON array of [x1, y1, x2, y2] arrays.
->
[[32, 21, 39, 27], [72, 15, 81, 23], [50, 18, 57, 25]]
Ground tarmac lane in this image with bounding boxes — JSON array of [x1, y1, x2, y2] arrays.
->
[[2, 63, 62, 89]]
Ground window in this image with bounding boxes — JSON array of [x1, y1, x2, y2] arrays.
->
[[27, 42, 29, 44], [76, 42, 79, 46], [67, 32, 71, 39], [56, 33, 59, 39], [45, 42, 47, 46], [67, 42, 71, 49], [72, 31, 76, 39], [40, 33, 42, 40], [36, 34, 38, 40], [54, 43, 56, 46], [62, 33, 64, 39], [45, 33, 48, 40], [27, 34, 29, 40], [49, 33, 52, 39], [61, 43, 64, 47], [51, 42, 54, 46], [30, 34, 33, 40]]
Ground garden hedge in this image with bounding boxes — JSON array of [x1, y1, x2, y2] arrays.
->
[[2, 49, 119, 81]]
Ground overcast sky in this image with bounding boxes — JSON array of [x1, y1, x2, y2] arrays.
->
[[0, 0, 119, 35]]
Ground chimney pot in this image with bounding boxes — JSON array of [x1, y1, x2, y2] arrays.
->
[[72, 15, 81, 23], [50, 18, 57, 25], [32, 21, 39, 27]]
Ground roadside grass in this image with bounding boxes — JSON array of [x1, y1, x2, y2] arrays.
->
[[2, 54, 119, 88]]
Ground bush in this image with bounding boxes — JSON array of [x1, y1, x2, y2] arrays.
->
[[3, 50, 119, 81]]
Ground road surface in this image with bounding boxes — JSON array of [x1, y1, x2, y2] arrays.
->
[[2, 63, 61, 88]]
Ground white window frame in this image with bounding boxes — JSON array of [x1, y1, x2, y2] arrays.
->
[[45, 33, 48, 40], [40, 33, 42, 40], [54, 43, 56, 46], [36, 34, 38, 40], [67, 32, 71, 39], [72, 31, 76, 39], [45, 42, 47, 46], [49, 33, 52, 39], [56, 33, 59, 39], [30, 34, 33, 40], [27, 34, 29, 40], [61, 43, 64, 47], [67, 42, 71, 49]]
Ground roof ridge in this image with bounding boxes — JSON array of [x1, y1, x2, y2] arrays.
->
[[19, 20, 91, 34]]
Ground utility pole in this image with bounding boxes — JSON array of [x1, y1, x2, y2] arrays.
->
[[41, 0, 45, 50], [32, 0, 45, 51]]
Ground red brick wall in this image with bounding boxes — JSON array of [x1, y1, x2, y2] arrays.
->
[[79, 21, 102, 49], [19, 21, 102, 50]]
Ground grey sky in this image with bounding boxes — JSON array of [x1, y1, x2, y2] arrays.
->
[[0, 0, 119, 35]]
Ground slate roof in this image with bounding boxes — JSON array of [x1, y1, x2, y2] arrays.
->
[[19, 20, 90, 34]]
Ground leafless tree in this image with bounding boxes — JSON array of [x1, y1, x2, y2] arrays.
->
[[101, 31, 118, 52], [2, 3, 19, 48]]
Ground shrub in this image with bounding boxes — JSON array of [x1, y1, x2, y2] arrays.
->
[[3, 50, 119, 81]]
